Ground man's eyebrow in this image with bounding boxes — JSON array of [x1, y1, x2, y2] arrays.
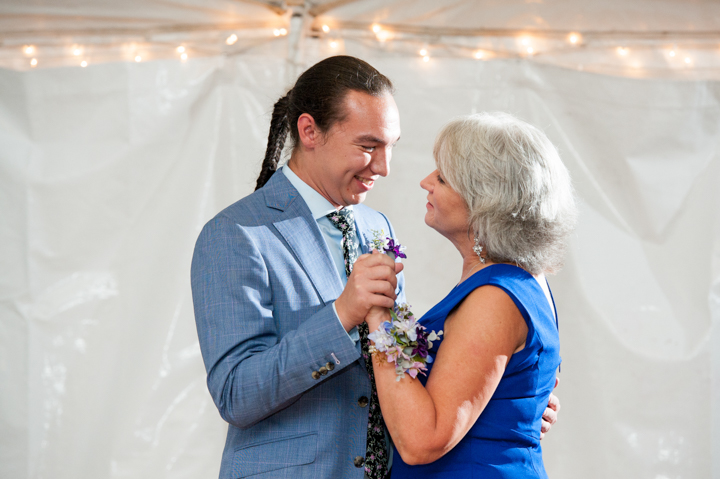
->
[[355, 135, 385, 144], [355, 135, 401, 145]]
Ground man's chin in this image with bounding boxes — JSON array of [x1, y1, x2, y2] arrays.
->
[[342, 192, 367, 206]]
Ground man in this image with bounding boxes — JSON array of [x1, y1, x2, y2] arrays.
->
[[191, 56, 558, 479]]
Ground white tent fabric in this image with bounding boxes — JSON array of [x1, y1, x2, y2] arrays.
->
[[3, 0, 720, 78], [1, 5, 719, 479]]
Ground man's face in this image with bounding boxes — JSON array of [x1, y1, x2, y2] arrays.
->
[[305, 90, 401, 208]]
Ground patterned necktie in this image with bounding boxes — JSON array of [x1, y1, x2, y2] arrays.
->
[[325, 208, 389, 479]]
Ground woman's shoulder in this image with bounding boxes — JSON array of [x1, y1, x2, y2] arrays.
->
[[421, 264, 549, 326]]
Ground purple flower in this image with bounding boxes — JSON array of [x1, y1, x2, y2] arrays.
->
[[411, 329, 429, 358], [383, 238, 407, 259]]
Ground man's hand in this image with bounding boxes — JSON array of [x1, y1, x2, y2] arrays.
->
[[540, 377, 560, 439], [335, 250, 403, 331]]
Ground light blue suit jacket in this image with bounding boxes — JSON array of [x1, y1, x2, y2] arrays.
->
[[191, 171, 405, 478]]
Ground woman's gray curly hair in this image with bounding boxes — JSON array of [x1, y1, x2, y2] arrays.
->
[[434, 112, 577, 275]]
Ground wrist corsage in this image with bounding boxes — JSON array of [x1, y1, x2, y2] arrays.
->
[[366, 230, 443, 381]]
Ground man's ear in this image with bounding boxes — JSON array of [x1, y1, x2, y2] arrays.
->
[[297, 113, 321, 150]]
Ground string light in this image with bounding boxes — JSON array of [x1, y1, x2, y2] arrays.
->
[[376, 30, 390, 42], [4, 25, 715, 74]]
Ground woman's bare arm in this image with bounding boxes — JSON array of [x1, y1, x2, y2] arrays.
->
[[367, 285, 528, 465]]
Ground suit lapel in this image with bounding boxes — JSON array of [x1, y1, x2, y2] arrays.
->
[[266, 173, 344, 304], [353, 208, 376, 256]]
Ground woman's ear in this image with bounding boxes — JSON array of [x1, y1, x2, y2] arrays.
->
[[297, 113, 321, 150]]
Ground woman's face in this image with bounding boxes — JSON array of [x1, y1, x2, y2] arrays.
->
[[420, 168, 470, 239]]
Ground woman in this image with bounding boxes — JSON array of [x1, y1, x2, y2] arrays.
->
[[366, 112, 577, 478]]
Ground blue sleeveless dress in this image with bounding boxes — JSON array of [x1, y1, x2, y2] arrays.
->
[[390, 264, 560, 479]]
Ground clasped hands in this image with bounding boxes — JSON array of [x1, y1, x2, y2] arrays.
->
[[334, 250, 399, 333]]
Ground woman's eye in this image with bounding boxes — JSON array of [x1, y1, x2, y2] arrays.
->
[[437, 174, 445, 184]]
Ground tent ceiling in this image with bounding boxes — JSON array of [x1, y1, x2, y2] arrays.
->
[[1, 0, 719, 78], [2, 0, 719, 38]]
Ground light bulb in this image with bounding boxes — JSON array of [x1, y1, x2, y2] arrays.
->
[[226, 34, 238, 45], [322, 25, 330, 33], [422, 55, 430, 62], [73, 47, 82, 56], [30, 58, 38, 67], [279, 28, 287, 36], [371, 24, 382, 34], [617, 47, 629, 56], [80, 60, 88, 67], [669, 50, 676, 57], [181, 53, 188, 61], [474, 50, 484, 59], [135, 55, 142, 62], [330, 41, 338, 49], [376, 30, 390, 42], [24, 45, 35, 55], [527, 47, 534, 54], [177, 46, 185, 53]]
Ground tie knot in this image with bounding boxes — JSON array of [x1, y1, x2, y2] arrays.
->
[[326, 208, 355, 234]]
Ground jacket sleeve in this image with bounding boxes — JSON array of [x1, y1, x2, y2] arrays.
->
[[190, 215, 361, 429]]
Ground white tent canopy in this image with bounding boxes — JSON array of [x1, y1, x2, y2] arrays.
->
[[1, 1, 718, 479], [3, 0, 720, 77]]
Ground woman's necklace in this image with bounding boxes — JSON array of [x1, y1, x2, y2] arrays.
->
[[459, 260, 484, 285]]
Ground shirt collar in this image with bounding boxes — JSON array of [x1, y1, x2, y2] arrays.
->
[[282, 164, 351, 220]]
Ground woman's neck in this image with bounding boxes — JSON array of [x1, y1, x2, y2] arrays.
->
[[457, 236, 494, 284]]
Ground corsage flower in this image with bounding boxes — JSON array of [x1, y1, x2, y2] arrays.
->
[[366, 230, 442, 380]]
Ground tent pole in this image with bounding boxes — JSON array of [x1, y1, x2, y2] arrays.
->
[[286, 3, 306, 86]]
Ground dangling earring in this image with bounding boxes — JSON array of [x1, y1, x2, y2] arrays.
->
[[473, 234, 486, 264]]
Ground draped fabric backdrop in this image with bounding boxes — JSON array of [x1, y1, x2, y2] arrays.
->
[[1, 39, 718, 478]]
